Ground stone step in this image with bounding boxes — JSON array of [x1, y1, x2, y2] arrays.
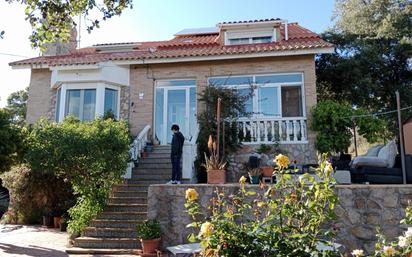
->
[[151, 149, 171, 154], [91, 219, 143, 229], [125, 179, 169, 185], [138, 158, 171, 164], [134, 167, 172, 173], [111, 191, 148, 198], [136, 163, 172, 169], [66, 247, 137, 255], [131, 174, 171, 181], [74, 236, 139, 249], [99, 211, 147, 220], [108, 197, 147, 204], [133, 168, 172, 175], [105, 203, 147, 212], [84, 227, 138, 238], [113, 184, 149, 192], [145, 153, 171, 158]]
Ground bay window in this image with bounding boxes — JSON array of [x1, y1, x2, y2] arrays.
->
[[55, 83, 120, 122], [104, 88, 119, 118], [65, 89, 96, 121]]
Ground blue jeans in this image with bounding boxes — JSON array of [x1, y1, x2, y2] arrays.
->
[[171, 155, 182, 181]]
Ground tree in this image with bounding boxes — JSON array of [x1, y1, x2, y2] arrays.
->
[[320, 1, 412, 135], [3, 0, 133, 48], [311, 100, 385, 154], [333, 0, 412, 43], [6, 87, 28, 125]]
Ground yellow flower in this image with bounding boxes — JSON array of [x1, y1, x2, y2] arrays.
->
[[207, 135, 213, 151], [274, 154, 290, 169], [199, 221, 214, 237], [185, 188, 199, 202], [257, 201, 266, 208], [239, 176, 247, 184], [351, 249, 364, 257], [383, 246, 395, 256], [325, 161, 333, 174]]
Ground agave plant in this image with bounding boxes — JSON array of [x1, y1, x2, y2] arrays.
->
[[202, 135, 227, 171]]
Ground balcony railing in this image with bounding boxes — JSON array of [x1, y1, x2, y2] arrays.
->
[[237, 117, 307, 144]]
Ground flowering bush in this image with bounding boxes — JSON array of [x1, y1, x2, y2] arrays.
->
[[185, 154, 339, 257], [352, 205, 412, 257]]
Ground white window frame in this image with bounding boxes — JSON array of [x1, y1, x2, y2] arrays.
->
[[56, 82, 120, 122], [225, 28, 276, 45], [154, 79, 197, 145], [207, 73, 305, 119]]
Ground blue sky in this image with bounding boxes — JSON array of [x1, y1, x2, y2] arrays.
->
[[0, 0, 336, 106]]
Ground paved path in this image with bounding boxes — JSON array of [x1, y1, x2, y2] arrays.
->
[[0, 225, 69, 257], [0, 225, 169, 257]]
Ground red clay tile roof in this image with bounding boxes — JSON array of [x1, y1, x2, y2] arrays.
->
[[219, 18, 282, 25], [10, 23, 333, 67]]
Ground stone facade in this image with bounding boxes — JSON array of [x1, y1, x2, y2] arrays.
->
[[148, 184, 412, 254], [226, 142, 317, 183]]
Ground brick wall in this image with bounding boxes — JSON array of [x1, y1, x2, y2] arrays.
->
[[129, 55, 317, 137], [26, 69, 54, 124], [25, 55, 318, 158]]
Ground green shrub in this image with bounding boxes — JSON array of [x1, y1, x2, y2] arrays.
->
[[136, 219, 161, 240], [24, 117, 129, 234], [1, 165, 73, 224], [0, 109, 25, 173]]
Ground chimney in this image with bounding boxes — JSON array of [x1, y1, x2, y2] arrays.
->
[[43, 27, 77, 56]]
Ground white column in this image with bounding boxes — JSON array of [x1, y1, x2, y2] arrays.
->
[[95, 83, 105, 117], [58, 84, 67, 122]]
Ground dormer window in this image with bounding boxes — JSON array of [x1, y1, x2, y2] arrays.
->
[[219, 19, 288, 46], [229, 36, 273, 45]]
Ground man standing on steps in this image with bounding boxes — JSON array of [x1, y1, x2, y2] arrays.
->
[[167, 124, 185, 184]]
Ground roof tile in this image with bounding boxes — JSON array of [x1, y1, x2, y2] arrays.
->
[[10, 23, 333, 67]]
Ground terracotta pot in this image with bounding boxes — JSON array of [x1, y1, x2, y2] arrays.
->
[[407, 253, 412, 257], [261, 166, 273, 177], [207, 169, 226, 184], [141, 238, 160, 254], [53, 216, 61, 229]]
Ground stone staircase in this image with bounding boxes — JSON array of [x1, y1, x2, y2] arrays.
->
[[67, 145, 172, 255]]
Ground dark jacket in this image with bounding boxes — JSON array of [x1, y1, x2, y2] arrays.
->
[[171, 131, 185, 157]]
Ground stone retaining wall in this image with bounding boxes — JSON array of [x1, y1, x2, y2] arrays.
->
[[148, 184, 412, 254]]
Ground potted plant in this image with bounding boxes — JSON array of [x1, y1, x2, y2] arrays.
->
[[136, 219, 161, 254], [248, 168, 261, 184], [257, 144, 275, 177], [203, 135, 227, 184]]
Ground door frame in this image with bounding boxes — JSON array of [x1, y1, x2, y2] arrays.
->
[[154, 84, 196, 145]]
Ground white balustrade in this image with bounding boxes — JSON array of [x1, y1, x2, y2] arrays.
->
[[124, 125, 151, 179], [236, 117, 307, 144]]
